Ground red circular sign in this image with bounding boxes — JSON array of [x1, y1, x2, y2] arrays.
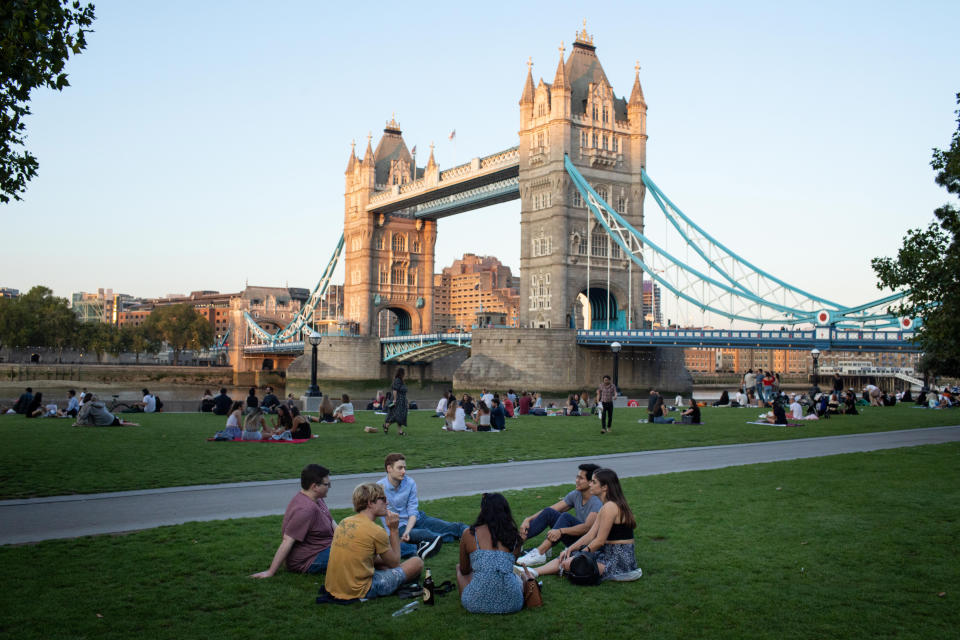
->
[[817, 311, 829, 324]]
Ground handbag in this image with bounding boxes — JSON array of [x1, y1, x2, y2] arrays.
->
[[521, 567, 543, 608]]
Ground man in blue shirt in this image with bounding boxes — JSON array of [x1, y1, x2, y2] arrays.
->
[[377, 453, 467, 559]]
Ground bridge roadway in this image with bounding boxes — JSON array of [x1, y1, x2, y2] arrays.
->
[[2, 425, 957, 545]]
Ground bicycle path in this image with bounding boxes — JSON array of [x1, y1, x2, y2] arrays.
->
[[2, 425, 958, 545]]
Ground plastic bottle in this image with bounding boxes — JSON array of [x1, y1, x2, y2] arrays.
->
[[391, 600, 420, 617], [423, 569, 435, 606]]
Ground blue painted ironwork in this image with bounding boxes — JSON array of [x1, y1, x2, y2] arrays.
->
[[381, 333, 472, 362], [244, 341, 305, 355], [243, 234, 344, 346], [563, 155, 912, 329], [577, 329, 920, 352], [411, 177, 519, 219]]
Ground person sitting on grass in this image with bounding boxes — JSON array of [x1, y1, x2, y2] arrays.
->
[[460, 393, 476, 418], [60, 389, 80, 418], [214, 401, 245, 439], [24, 392, 46, 418], [490, 397, 507, 431], [564, 394, 580, 416], [242, 409, 266, 440], [652, 395, 674, 424], [842, 392, 859, 415], [290, 406, 316, 439], [271, 423, 294, 441], [764, 400, 788, 425], [73, 395, 140, 426], [457, 492, 524, 614], [518, 468, 639, 583], [269, 404, 293, 436], [132, 389, 157, 413], [323, 482, 423, 601], [212, 388, 232, 415], [378, 453, 467, 558], [517, 463, 602, 567], [712, 390, 730, 407], [681, 398, 701, 424], [245, 387, 259, 415], [12, 387, 34, 414], [442, 401, 469, 432], [260, 386, 280, 414], [789, 394, 804, 420], [333, 394, 355, 423], [251, 464, 337, 578], [318, 396, 337, 423], [434, 391, 450, 418], [474, 401, 492, 431]]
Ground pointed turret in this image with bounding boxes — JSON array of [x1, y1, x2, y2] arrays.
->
[[362, 132, 374, 165], [629, 61, 646, 106], [426, 143, 437, 170], [345, 140, 357, 173], [552, 43, 568, 90], [519, 57, 535, 104]]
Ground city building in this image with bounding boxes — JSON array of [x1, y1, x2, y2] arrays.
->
[[71, 289, 138, 324], [642, 279, 661, 328], [432, 254, 520, 332], [0, 287, 19, 298]]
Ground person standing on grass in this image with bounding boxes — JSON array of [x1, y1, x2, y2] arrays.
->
[[517, 463, 602, 567], [382, 367, 408, 436], [519, 468, 639, 582], [323, 482, 423, 600], [378, 453, 468, 558], [596, 375, 616, 434], [251, 464, 337, 578]]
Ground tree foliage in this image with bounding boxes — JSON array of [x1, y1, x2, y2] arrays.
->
[[0, 285, 78, 350], [144, 303, 214, 365], [0, 0, 96, 203], [872, 93, 960, 377]]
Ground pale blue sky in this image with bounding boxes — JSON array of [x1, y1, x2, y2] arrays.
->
[[3, 1, 958, 325]]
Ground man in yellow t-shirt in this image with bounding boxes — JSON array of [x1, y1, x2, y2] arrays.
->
[[324, 482, 423, 600]]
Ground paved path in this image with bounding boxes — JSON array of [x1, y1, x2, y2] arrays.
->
[[3, 426, 958, 545]]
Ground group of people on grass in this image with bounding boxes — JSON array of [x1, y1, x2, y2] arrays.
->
[[645, 389, 702, 425], [252, 455, 639, 613], [3, 386, 153, 425], [212, 389, 356, 441]]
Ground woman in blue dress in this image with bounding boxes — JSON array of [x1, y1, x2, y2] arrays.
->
[[456, 493, 524, 614]]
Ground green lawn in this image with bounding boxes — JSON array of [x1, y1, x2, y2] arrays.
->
[[1, 443, 957, 640], [1, 405, 958, 498]]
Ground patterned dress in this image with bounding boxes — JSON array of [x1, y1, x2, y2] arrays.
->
[[385, 377, 408, 427], [460, 548, 524, 614]]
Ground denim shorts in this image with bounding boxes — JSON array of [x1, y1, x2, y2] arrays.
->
[[365, 566, 406, 599], [306, 547, 330, 574]]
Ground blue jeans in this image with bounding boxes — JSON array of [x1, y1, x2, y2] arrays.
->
[[525, 507, 581, 547], [365, 566, 407, 599], [306, 547, 330, 574], [399, 510, 467, 544], [653, 416, 675, 423]]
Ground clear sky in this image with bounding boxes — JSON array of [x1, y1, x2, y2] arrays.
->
[[3, 1, 958, 326]]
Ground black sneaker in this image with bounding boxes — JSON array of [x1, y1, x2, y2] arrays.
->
[[417, 535, 443, 560]]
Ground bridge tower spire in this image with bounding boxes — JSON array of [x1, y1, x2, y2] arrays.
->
[[342, 119, 437, 336], [518, 25, 647, 330]]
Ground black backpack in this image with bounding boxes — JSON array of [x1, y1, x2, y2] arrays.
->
[[567, 550, 601, 586]]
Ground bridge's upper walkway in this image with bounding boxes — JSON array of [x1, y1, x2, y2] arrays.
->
[[365, 147, 519, 219]]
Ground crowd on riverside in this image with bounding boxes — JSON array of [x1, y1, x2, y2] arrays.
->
[[251, 455, 641, 612]]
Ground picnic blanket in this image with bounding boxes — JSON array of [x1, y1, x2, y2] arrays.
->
[[206, 437, 311, 444], [746, 421, 802, 427]]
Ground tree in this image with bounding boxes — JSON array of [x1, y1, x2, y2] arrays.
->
[[872, 93, 960, 377], [123, 324, 161, 364], [1, 0, 96, 203], [145, 304, 214, 366], [0, 286, 78, 359]]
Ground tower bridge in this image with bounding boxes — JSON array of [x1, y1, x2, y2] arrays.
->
[[234, 25, 915, 393]]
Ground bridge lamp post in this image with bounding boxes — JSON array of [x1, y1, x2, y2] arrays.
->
[[611, 341, 622, 395], [307, 331, 322, 397], [810, 348, 821, 385]]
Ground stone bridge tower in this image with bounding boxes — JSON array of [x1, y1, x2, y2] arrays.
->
[[518, 25, 648, 330], [342, 118, 437, 336]]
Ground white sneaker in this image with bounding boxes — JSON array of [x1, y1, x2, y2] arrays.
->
[[514, 565, 538, 579], [516, 548, 549, 567]]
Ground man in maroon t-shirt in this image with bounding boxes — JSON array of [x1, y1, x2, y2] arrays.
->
[[251, 464, 337, 578], [517, 391, 532, 415]]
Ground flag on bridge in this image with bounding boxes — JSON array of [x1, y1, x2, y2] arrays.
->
[[411, 145, 417, 155], [449, 129, 456, 141]]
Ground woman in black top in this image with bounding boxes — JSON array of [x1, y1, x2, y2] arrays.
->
[[681, 398, 701, 424]]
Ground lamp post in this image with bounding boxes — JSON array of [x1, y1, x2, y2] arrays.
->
[[307, 331, 322, 397], [611, 341, 622, 395], [810, 348, 820, 385]]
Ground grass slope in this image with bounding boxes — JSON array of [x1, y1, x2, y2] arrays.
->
[[1, 443, 957, 639], [1, 405, 957, 498]]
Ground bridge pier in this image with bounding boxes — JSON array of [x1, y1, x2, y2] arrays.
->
[[453, 328, 692, 395]]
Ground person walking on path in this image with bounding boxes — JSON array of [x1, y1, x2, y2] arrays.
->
[[597, 375, 617, 434], [382, 367, 408, 436]]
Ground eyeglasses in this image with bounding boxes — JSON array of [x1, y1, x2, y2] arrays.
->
[[320, 481, 331, 487], [375, 496, 387, 503]]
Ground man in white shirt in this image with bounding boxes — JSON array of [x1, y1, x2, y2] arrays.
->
[[789, 394, 804, 420], [735, 389, 747, 407], [135, 388, 157, 413]]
